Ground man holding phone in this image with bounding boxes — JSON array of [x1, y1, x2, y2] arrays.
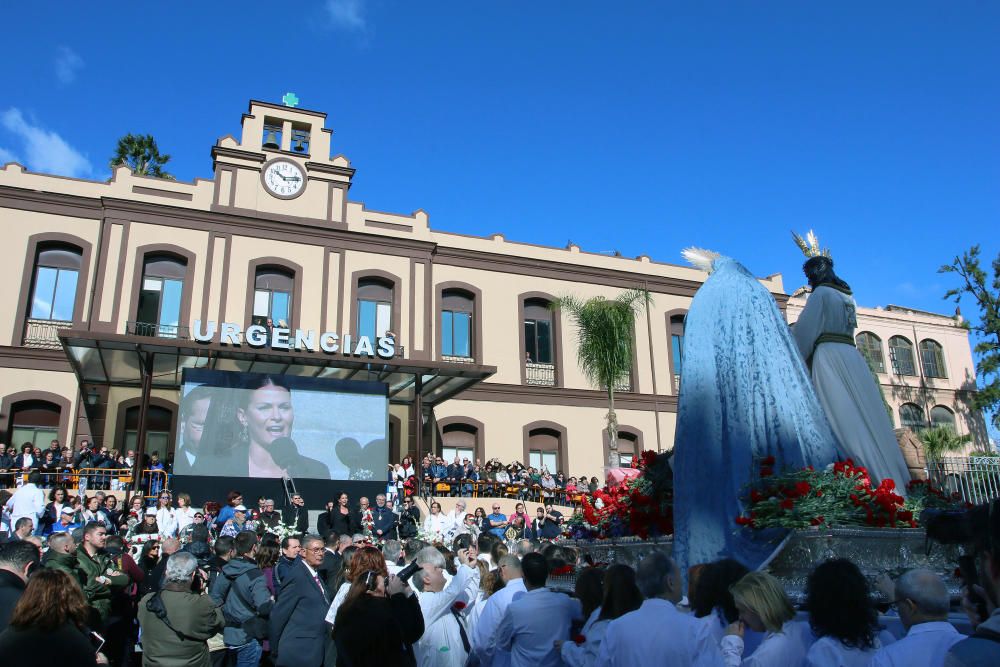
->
[[412, 544, 481, 667]]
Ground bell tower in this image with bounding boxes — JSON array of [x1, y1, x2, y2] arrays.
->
[[210, 97, 355, 227]]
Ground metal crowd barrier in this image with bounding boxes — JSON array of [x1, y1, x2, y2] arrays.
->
[[928, 456, 1000, 506]]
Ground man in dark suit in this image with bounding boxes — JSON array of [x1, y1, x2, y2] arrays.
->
[[316, 500, 336, 539], [371, 494, 397, 541], [0, 541, 41, 631], [315, 532, 342, 591], [282, 493, 309, 535], [269, 534, 330, 667]]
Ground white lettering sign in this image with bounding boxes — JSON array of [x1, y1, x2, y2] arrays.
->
[[193, 321, 397, 360]]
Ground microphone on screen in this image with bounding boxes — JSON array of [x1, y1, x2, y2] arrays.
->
[[269, 437, 300, 470]]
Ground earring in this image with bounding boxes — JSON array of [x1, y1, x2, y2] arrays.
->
[[240, 422, 248, 442]]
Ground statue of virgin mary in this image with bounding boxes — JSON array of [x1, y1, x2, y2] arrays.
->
[[672, 250, 840, 576]]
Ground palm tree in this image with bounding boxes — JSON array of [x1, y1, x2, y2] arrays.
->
[[554, 288, 651, 468], [109, 134, 173, 179], [919, 425, 972, 462]]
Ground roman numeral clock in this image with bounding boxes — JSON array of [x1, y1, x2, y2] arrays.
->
[[261, 158, 306, 199]]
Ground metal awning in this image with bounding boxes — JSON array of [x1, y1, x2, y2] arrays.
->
[[57, 330, 496, 407]]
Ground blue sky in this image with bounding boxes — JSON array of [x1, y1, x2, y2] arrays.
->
[[1, 2, 998, 321]]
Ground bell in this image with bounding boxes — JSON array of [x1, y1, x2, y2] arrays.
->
[[262, 130, 280, 150], [292, 136, 306, 152]]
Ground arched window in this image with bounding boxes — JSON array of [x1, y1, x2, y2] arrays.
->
[[920, 339, 947, 379], [526, 427, 562, 473], [441, 423, 478, 463], [930, 405, 957, 431], [357, 278, 394, 341], [888, 336, 916, 376], [122, 405, 174, 459], [617, 432, 639, 468], [855, 332, 885, 374], [253, 266, 295, 327], [9, 400, 61, 449], [136, 254, 187, 337], [899, 403, 926, 431], [669, 314, 685, 393], [29, 244, 82, 323], [441, 289, 474, 359]]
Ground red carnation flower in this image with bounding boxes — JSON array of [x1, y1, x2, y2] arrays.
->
[[761, 456, 776, 466], [815, 490, 823, 497], [760, 467, 773, 478], [898, 511, 913, 522], [810, 516, 825, 526], [750, 490, 764, 504], [551, 565, 574, 576], [794, 481, 811, 497], [452, 601, 467, 611], [779, 498, 794, 510], [573, 634, 586, 645], [735, 516, 754, 526]]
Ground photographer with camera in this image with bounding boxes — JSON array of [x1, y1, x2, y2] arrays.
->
[[944, 499, 1000, 666], [138, 551, 224, 667], [412, 541, 481, 667]]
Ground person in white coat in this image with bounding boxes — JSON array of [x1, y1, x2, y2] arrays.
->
[[412, 545, 481, 667], [595, 551, 724, 667], [791, 254, 911, 489], [422, 501, 451, 542], [4, 471, 45, 532], [722, 571, 812, 667], [803, 559, 895, 666], [154, 491, 178, 538], [870, 569, 964, 667], [472, 554, 527, 667]]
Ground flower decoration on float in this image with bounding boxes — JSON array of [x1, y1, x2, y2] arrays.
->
[[735, 457, 970, 530]]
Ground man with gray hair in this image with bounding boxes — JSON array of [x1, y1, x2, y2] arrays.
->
[[472, 554, 527, 667], [413, 545, 481, 667], [383, 539, 405, 574], [595, 551, 723, 667], [870, 569, 963, 667], [138, 551, 225, 666], [446, 499, 468, 538]]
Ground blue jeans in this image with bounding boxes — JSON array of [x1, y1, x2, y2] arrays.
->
[[231, 640, 261, 667]]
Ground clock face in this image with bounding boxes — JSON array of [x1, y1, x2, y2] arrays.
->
[[262, 159, 305, 198]]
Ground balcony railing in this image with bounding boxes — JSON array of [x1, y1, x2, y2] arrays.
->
[[126, 321, 190, 339], [525, 362, 556, 386], [928, 455, 1000, 505], [613, 376, 632, 393], [23, 318, 73, 349]]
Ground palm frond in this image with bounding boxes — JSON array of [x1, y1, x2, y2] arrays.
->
[[681, 247, 720, 273]]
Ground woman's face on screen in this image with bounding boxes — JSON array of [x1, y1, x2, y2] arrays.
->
[[240, 384, 294, 447]]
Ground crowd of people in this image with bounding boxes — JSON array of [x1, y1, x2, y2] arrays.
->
[[0, 439, 171, 492], [393, 455, 602, 505], [2, 471, 1000, 666]]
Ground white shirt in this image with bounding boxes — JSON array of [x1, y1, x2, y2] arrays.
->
[[596, 598, 725, 667], [156, 506, 178, 538], [415, 564, 481, 667], [472, 577, 527, 667], [423, 512, 451, 538], [325, 581, 351, 626], [720, 620, 812, 667], [175, 506, 197, 532], [806, 634, 891, 667], [445, 509, 466, 534], [869, 621, 964, 667], [561, 609, 608, 667], [496, 587, 582, 667], [5, 483, 45, 528]]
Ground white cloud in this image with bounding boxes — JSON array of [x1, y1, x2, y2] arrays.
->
[[325, 0, 366, 30], [54, 46, 84, 84], [0, 146, 18, 164], [0, 108, 92, 177]]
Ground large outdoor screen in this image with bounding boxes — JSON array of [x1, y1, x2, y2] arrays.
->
[[174, 369, 388, 481]]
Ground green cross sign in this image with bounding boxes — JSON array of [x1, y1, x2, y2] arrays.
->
[[282, 92, 300, 108]]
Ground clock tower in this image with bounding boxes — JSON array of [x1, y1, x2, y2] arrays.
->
[[210, 99, 355, 228]]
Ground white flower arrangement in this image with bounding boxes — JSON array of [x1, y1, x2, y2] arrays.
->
[[266, 521, 302, 540]]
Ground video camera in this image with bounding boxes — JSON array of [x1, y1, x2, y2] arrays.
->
[[923, 502, 998, 619]]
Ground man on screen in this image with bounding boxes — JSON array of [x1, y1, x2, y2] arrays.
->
[[174, 385, 212, 475]]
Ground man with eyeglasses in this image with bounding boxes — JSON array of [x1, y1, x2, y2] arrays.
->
[[487, 504, 508, 539], [175, 385, 212, 475], [398, 496, 420, 539], [282, 493, 309, 535], [270, 534, 331, 666], [869, 569, 962, 667]]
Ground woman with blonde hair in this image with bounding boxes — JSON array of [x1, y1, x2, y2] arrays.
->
[[722, 571, 811, 666]]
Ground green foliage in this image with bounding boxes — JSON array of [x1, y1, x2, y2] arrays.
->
[[918, 425, 972, 462], [110, 134, 173, 179], [940, 246, 1000, 430], [555, 289, 651, 465]]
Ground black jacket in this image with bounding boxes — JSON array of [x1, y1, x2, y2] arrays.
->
[[332, 592, 424, 667], [372, 506, 397, 539], [317, 511, 336, 538], [281, 505, 309, 534], [0, 570, 26, 633], [316, 549, 342, 592], [0, 620, 97, 666], [330, 508, 357, 537], [397, 507, 420, 539]]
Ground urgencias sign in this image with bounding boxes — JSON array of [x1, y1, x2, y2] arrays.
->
[[192, 321, 396, 359]]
